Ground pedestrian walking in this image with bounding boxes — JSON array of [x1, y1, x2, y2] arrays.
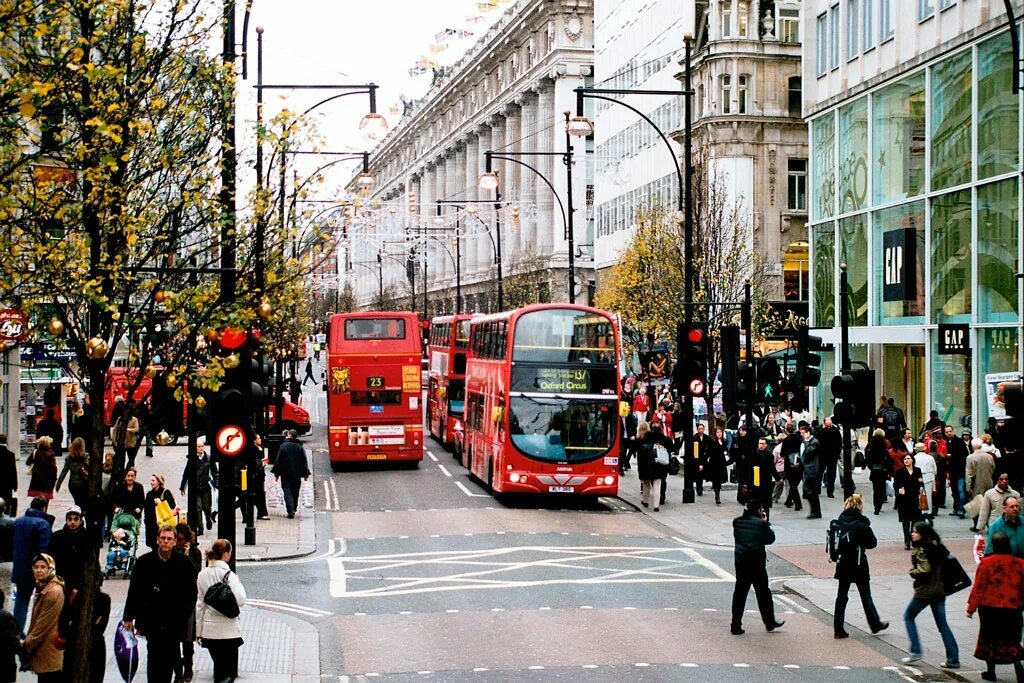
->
[[179, 439, 216, 531], [271, 430, 310, 519], [144, 474, 176, 551], [894, 453, 925, 549], [781, 424, 803, 511], [126, 406, 143, 468], [914, 443, 937, 521], [707, 427, 729, 505], [112, 467, 145, 520], [865, 429, 892, 515], [730, 498, 785, 635], [0, 435, 17, 518], [26, 437, 57, 501], [0, 589, 20, 683], [985, 494, 1024, 557], [34, 409, 63, 461], [979, 474, 1021, 537], [880, 398, 907, 443], [902, 522, 960, 668], [619, 407, 637, 474], [22, 553, 64, 682], [817, 417, 842, 498], [631, 386, 650, 424], [945, 425, 969, 516], [174, 523, 202, 682], [196, 539, 247, 683], [692, 423, 713, 497], [966, 532, 1024, 681], [831, 494, 889, 639], [968, 438, 997, 529], [799, 422, 823, 519], [11, 497, 53, 630], [635, 422, 662, 511], [247, 434, 270, 521], [123, 524, 198, 683], [302, 358, 317, 386], [745, 438, 777, 520], [86, 576, 111, 683], [55, 437, 89, 511], [47, 506, 88, 597]]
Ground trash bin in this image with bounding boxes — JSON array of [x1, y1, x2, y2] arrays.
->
[[265, 434, 284, 465]]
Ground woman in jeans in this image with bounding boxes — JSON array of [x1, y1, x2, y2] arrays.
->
[[903, 522, 960, 669]]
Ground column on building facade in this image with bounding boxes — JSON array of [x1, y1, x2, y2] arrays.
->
[[517, 92, 537, 256], [452, 143, 468, 297], [502, 104, 521, 262], [433, 158, 448, 287], [535, 81, 555, 254], [464, 133, 482, 278], [488, 115, 507, 286], [407, 174, 422, 311], [477, 122, 496, 282], [444, 148, 459, 287], [420, 163, 436, 302]]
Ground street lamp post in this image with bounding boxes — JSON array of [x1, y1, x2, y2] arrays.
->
[[435, 199, 505, 312]]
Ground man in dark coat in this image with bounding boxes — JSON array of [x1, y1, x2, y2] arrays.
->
[[34, 408, 64, 459], [692, 423, 714, 497], [272, 430, 310, 519], [123, 524, 198, 683], [832, 494, 888, 638], [816, 418, 843, 498], [730, 498, 784, 635], [780, 423, 803, 511], [0, 435, 16, 517], [746, 438, 777, 520], [47, 506, 90, 597], [799, 422, 823, 519], [179, 438, 217, 532], [11, 497, 53, 629]]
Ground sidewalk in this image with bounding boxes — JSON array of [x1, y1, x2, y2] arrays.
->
[[619, 465, 985, 679]]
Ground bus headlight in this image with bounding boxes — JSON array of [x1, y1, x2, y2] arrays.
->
[[602, 475, 616, 486], [510, 472, 525, 483]]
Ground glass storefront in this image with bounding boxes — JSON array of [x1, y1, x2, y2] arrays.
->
[[810, 32, 1022, 428]]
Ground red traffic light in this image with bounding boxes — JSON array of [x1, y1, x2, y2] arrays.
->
[[687, 328, 704, 344]]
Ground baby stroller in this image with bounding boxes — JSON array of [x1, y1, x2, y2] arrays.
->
[[105, 511, 140, 579]]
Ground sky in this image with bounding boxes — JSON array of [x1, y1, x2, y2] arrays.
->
[[237, 0, 514, 196]]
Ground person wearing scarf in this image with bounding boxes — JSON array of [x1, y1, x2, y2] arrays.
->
[[22, 553, 64, 681]]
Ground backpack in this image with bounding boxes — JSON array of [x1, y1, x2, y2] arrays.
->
[[882, 407, 901, 428], [826, 518, 856, 563]]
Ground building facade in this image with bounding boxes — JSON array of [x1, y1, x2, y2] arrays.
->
[[356, 0, 595, 315], [805, 0, 1021, 429]]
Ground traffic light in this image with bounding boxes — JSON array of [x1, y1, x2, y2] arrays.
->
[[719, 326, 740, 414], [794, 326, 824, 389], [737, 363, 755, 407], [756, 358, 783, 405], [831, 369, 876, 428], [675, 322, 709, 397]]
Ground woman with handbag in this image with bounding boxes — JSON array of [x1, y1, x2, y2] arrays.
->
[[967, 532, 1024, 681], [903, 522, 960, 669], [894, 452, 925, 550], [196, 539, 246, 683], [25, 437, 57, 501], [143, 474, 176, 551], [636, 422, 665, 512]]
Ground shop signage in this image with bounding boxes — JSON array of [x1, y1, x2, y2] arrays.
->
[[938, 323, 970, 355], [0, 308, 27, 343], [883, 229, 916, 302], [766, 301, 809, 340]]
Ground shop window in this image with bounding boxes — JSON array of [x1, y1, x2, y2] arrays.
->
[[839, 215, 868, 325], [978, 33, 1019, 179], [783, 241, 809, 301], [788, 76, 802, 118], [787, 158, 807, 211], [977, 179, 1019, 323], [931, 50, 972, 191], [872, 72, 925, 205], [812, 222, 836, 327], [812, 114, 836, 220], [930, 331, 971, 432], [930, 189, 972, 322], [872, 200, 925, 324], [838, 98, 869, 212]]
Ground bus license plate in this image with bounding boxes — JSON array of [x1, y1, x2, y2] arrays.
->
[[549, 486, 574, 493], [366, 454, 387, 460]]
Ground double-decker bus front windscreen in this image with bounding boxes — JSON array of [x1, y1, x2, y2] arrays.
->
[[508, 396, 616, 462]]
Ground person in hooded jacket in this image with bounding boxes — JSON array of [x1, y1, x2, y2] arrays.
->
[[23, 553, 64, 681], [832, 494, 889, 639]]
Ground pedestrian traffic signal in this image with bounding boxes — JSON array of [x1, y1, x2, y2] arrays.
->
[[675, 322, 708, 397], [756, 358, 783, 405], [831, 369, 876, 428], [794, 326, 823, 389]]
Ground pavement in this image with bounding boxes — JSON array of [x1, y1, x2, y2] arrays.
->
[[6, 422, 321, 682], [617, 463, 989, 681]]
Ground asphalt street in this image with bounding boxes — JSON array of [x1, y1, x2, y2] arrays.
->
[[238, 356, 949, 682]]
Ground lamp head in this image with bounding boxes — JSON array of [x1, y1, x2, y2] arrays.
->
[[478, 172, 499, 190], [355, 172, 376, 191], [567, 115, 594, 137], [359, 112, 388, 141]]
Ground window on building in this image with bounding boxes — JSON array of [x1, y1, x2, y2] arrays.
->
[[783, 241, 810, 301], [778, 4, 800, 43], [787, 158, 808, 211], [738, 74, 749, 113], [720, 74, 732, 114], [737, 1, 749, 37], [816, 13, 828, 76], [829, 4, 840, 69], [880, 0, 894, 41], [721, 4, 732, 38], [846, 0, 859, 59], [862, 0, 875, 51], [918, 0, 934, 21], [788, 76, 803, 117], [939, 0, 955, 8], [697, 83, 704, 118]]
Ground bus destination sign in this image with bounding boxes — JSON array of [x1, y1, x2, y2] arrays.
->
[[511, 366, 616, 394]]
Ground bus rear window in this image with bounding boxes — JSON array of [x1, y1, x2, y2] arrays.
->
[[350, 390, 402, 405], [344, 318, 406, 340]]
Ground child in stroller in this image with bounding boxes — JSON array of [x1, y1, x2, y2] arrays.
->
[[105, 511, 139, 578]]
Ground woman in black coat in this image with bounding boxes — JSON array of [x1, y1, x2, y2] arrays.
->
[[864, 429, 893, 515], [143, 473, 176, 551], [111, 467, 145, 519], [636, 422, 669, 511], [832, 493, 888, 638], [893, 452, 925, 549], [706, 427, 729, 504]]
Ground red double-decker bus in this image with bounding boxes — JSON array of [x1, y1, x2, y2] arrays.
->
[[326, 312, 424, 469], [426, 314, 474, 448], [462, 304, 621, 496]]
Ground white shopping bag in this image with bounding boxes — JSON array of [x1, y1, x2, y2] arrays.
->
[[266, 477, 285, 508], [300, 479, 315, 508]]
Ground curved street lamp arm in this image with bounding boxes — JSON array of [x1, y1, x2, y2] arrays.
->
[[488, 154, 568, 235], [577, 90, 683, 210], [286, 153, 368, 218]]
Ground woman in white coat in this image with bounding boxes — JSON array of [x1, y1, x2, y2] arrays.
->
[[196, 539, 247, 683], [914, 443, 937, 521]]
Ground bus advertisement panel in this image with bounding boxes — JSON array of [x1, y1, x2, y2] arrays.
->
[[462, 304, 621, 496], [426, 315, 474, 448], [326, 312, 424, 468]]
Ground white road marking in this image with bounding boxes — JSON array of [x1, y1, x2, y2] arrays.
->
[[582, 664, 598, 669], [329, 479, 340, 511], [322, 481, 331, 511], [246, 598, 332, 618], [833, 665, 850, 670], [773, 594, 810, 614], [328, 538, 349, 597], [473, 668, 489, 672], [680, 663, 699, 667], [437, 464, 453, 478], [427, 452, 438, 462], [734, 663, 750, 667], [784, 664, 800, 669], [455, 481, 489, 497]]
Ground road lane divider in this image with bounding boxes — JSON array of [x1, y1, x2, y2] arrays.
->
[[455, 481, 489, 498], [437, 464, 452, 478], [247, 598, 332, 618]]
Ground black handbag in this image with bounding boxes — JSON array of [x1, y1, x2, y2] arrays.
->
[[203, 570, 240, 617], [940, 552, 971, 596]]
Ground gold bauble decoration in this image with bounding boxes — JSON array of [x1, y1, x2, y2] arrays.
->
[[223, 353, 240, 369], [257, 301, 273, 319], [205, 329, 220, 343], [155, 430, 172, 446], [143, 365, 158, 378], [86, 337, 108, 359], [164, 374, 178, 387], [47, 318, 64, 336], [154, 290, 168, 304], [194, 395, 207, 409]]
